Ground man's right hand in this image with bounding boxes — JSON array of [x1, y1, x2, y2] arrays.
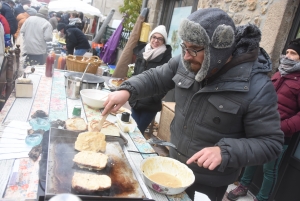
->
[[102, 90, 130, 115]]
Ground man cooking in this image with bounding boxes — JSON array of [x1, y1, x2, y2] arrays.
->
[[102, 8, 284, 201]]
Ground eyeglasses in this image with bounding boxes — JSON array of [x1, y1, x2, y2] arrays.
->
[[151, 36, 164, 42], [180, 43, 204, 57]]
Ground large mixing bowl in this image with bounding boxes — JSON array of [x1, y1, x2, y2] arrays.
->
[[140, 156, 195, 195], [80, 89, 109, 109]]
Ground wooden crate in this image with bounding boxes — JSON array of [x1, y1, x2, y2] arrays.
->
[[157, 102, 176, 142]]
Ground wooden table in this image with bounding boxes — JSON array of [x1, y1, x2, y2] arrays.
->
[[0, 66, 191, 201]]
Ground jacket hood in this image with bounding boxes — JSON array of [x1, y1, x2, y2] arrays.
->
[[179, 8, 263, 82], [178, 8, 236, 82], [16, 12, 29, 21]]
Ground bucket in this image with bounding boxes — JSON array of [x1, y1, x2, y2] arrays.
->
[[66, 76, 82, 99]]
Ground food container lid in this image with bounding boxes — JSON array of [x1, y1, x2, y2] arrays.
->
[[121, 112, 130, 122]]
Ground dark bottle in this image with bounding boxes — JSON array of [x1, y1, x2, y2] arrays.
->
[[121, 112, 130, 123]]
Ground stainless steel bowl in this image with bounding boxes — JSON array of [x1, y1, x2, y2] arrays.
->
[[64, 72, 105, 90]]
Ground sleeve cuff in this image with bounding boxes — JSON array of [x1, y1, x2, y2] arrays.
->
[[215, 140, 230, 172]]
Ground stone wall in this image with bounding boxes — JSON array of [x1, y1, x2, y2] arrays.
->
[[197, 0, 300, 71], [145, 0, 164, 30], [93, 0, 124, 26]]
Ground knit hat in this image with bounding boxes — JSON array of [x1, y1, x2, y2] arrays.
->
[[20, 0, 31, 5], [178, 8, 236, 82], [287, 38, 300, 56], [148, 25, 168, 44], [26, 7, 36, 16], [57, 23, 66, 31], [37, 5, 48, 18], [56, 13, 62, 18]]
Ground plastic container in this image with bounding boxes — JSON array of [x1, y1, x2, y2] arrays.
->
[[29, 117, 50, 131], [116, 113, 137, 133], [57, 53, 66, 69], [108, 65, 116, 75]]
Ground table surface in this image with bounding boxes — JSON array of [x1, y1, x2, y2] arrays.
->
[[0, 66, 191, 201]]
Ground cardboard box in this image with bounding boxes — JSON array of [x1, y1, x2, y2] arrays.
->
[[157, 102, 176, 142], [15, 81, 33, 98]]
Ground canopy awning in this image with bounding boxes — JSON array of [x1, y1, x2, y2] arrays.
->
[[48, 0, 102, 18]]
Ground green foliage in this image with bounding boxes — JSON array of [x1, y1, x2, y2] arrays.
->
[[119, 0, 143, 31]]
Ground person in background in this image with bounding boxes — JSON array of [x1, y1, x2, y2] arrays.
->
[[227, 38, 300, 201], [101, 8, 284, 201], [69, 12, 82, 30], [78, 12, 85, 31], [130, 25, 172, 135], [56, 22, 90, 56], [14, 0, 30, 17], [20, 5, 52, 67], [0, 0, 17, 42], [60, 12, 69, 25], [0, 13, 10, 47], [49, 12, 61, 30], [0, 22, 5, 67], [14, 0, 35, 40]]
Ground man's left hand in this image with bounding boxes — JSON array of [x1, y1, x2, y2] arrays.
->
[[186, 146, 222, 170]]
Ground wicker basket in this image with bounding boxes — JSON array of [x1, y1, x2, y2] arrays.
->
[[66, 55, 102, 74]]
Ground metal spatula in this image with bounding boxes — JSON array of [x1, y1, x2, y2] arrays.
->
[[146, 138, 189, 158]]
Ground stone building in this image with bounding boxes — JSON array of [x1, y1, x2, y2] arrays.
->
[[144, 0, 300, 72], [91, 0, 299, 72]]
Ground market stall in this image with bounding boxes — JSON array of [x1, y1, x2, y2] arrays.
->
[[48, 0, 103, 18]]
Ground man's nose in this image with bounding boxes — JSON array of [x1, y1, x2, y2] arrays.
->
[[183, 50, 193, 60], [285, 53, 292, 60]]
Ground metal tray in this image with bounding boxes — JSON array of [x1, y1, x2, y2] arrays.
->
[[45, 128, 146, 200]]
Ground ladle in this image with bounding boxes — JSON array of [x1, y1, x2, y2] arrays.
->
[[80, 63, 91, 81], [147, 138, 189, 158]]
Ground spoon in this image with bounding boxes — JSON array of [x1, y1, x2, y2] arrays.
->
[[80, 63, 91, 81], [146, 138, 189, 158]]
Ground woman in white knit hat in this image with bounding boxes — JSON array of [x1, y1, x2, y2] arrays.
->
[[130, 25, 172, 135]]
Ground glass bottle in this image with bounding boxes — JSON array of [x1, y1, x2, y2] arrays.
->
[[57, 54, 62, 69], [45, 53, 53, 77], [61, 53, 66, 70]]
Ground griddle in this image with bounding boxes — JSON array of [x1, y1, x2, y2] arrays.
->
[[44, 128, 150, 200]]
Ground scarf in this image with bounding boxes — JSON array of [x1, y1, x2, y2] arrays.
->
[[143, 43, 167, 61], [69, 18, 82, 25], [278, 55, 300, 76]]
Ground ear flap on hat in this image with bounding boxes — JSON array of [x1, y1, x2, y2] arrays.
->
[[211, 24, 235, 49]]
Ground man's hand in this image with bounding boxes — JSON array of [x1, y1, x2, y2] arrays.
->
[[102, 90, 130, 115], [186, 146, 222, 170]]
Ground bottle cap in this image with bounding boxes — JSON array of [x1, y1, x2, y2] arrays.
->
[[121, 112, 130, 122]]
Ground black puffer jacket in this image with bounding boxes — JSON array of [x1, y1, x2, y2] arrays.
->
[[65, 25, 90, 55], [119, 24, 284, 186], [0, 2, 17, 34], [130, 43, 172, 112]]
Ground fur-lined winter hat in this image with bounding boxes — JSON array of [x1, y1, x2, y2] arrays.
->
[[178, 8, 236, 82], [148, 25, 168, 44]]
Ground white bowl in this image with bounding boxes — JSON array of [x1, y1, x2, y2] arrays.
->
[[140, 156, 195, 195], [80, 89, 110, 109]]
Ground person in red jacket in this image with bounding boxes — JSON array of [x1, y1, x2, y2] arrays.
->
[[228, 38, 300, 201]]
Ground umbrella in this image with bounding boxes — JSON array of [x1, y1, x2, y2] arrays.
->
[[100, 18, 124, 64], [48, 0, 102, 18], [112, 8, 148, 78]]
